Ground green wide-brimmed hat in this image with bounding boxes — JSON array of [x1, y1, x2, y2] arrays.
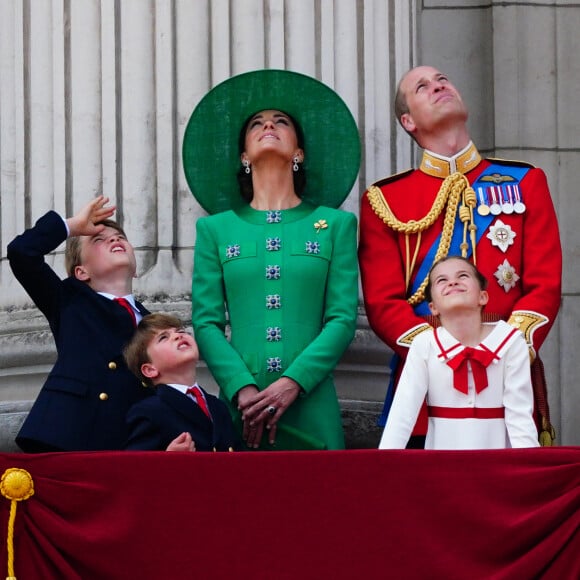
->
[[182, 69, 361, 215]]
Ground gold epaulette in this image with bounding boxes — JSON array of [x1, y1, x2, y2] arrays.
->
[[507, 310, 549, 362]]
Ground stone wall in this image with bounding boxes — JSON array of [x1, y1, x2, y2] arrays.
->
[[1, 1, 579, 450]]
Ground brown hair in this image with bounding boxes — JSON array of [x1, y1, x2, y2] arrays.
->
[[394, 76, 410, 126], [236, 111, 306, 202], [394, 70, 417, 143], [65, 219, 128, 278], [425, 255, 488, 303], [123, 313, 185, 387]]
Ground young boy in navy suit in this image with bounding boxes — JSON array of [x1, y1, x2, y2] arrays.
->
[[123, 313, 241, 452], [7, 196, 150, 452]]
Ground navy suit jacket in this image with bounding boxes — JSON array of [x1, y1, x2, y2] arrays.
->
[[7, 210, 151, 452], [125, 385, 242, 451]]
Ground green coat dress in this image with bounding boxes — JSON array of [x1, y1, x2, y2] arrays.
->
[[192, 201, 358, 450]]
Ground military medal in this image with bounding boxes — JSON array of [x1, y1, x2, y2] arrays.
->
[[512, 184, 526, 214], [478, 204, 491, 217], [477, 170, 526, 216], [476, 186, 490, 216], [487, 219, 516, 253], [489, 188, 502, 215], [501, 185, 514, 214], [494, 259, 520, 292]]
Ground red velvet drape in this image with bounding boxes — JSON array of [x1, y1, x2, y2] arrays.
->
[[1, 448, 579, 579]]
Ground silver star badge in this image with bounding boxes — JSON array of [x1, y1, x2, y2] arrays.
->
[[487, 219, 516, 253], [494, 259, 520, 292]]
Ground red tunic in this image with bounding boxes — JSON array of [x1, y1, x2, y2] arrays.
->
[[359, 155, 562, 436]]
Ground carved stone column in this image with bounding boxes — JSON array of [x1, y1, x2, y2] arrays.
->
[[0, 0, 419, 450]]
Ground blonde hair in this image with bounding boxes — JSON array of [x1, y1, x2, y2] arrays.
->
[[65, 219, 127, 278]]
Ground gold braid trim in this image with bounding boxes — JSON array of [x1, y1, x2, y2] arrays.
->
[[368, 172, 476, 306], [397, 323, 432, 347], [507, 311, 549, 363]]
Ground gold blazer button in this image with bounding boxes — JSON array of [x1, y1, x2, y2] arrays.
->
[[99, 393, 109, 401], [108, 362, 117, 370]]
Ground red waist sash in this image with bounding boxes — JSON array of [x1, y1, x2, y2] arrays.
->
[[428, 406, 505, 419]]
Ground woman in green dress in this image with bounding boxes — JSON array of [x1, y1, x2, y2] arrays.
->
[[183, 70, 360, 450]]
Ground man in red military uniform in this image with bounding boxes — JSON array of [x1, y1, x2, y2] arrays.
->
[[359, 65, 562, 446]]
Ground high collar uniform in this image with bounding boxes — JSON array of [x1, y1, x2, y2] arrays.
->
[[359, 145, 562, 436]]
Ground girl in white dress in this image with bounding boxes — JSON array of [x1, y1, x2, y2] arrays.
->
[[379, 256, 539, 450]]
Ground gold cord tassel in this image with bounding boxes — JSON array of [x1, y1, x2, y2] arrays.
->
[[368, 172, 474, 306], [1, 468, 35, 580], [458, 184, 478, 262]]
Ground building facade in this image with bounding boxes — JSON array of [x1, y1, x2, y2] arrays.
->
[[1, 0, 578, 448]]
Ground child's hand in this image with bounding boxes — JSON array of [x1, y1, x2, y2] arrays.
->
[[67, 195, 116, 237], [166, 432, 196, 452]]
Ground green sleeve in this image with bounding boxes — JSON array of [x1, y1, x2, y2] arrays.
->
[[192, 217, 256, 401], [283, 211, 358, 393]]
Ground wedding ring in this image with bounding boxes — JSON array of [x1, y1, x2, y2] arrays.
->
[[266, 405, 277, 415]]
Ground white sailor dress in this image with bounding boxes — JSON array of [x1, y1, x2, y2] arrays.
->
[[379, 320, 540, 450]]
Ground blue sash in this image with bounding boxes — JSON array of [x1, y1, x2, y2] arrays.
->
[[378, 163, 530, 427], [410, 163, 530, 315]]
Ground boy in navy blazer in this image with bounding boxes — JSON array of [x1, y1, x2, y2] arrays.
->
[[123, 313, 241, 452], [7, 196, 150, 452]]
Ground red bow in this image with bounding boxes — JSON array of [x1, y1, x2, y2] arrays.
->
[[446, 347, 496, 394]]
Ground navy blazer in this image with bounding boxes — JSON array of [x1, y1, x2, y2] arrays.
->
[[7, 211, 151, 452], [125, 385, 242, 452]]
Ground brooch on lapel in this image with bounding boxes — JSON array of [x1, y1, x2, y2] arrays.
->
[[226, 244, 240, 258], [314, 219, 327, 233], [305, 241, 321, 254]]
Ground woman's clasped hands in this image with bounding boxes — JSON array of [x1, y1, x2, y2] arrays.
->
[[237, 377, 301, 448]]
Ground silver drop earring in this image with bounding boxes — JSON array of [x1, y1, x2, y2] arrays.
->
[[293, 157, 299, 172], [243, 159, 251, 174]]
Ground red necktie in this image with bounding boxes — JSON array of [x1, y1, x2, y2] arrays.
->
[[187, 385, 212, 420], [446, 347, 496, 394], [114, 297, 137, 327]]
